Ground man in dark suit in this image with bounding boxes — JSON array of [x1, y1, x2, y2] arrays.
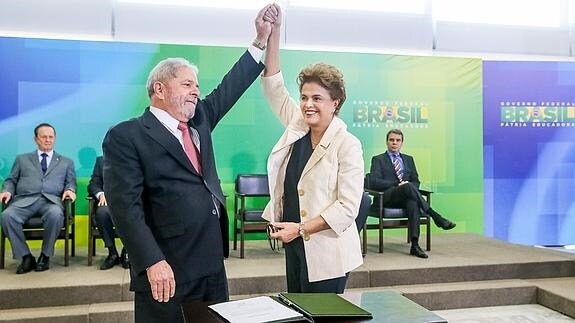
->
[[102, 5, 278, 322], [0, 123, 76, 273], [88, 156, 129, 270], [368, 128, 456, 259]]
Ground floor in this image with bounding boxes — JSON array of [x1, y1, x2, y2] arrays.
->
[[436, 304, 575, 322]]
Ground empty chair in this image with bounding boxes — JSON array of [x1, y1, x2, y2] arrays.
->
[[233, 174, 270, 259]]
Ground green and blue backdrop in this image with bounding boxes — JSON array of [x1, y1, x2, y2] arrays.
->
[[0, 36, 483, 248], [483, 61, 575, 245]]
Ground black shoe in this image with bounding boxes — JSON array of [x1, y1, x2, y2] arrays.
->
[[100, 253, 120, 270], [120, 248, 130, 269], [16, 254, 36, 274], [437, 219, 456, 230], [410, 244, 429, 259], [35, 253, 50, 272]]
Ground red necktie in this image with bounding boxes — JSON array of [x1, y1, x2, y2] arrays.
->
[[178, 122, 202, 174]]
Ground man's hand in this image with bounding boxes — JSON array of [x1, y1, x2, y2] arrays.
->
[[0, 192, 11, 204], [97, 193, 108, 207], [254, 4, 276, 46], [147, 260, 176, 303], [62, 190, 76, 202]]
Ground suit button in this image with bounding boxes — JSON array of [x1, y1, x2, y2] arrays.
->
[[212, 209, 217, 215], [298, 189, 304, 196], [300, 210, 307, 217]]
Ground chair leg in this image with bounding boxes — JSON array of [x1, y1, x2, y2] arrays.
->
[[93, 237, 97, 256], [378, 219, 383, 253], [64, 229, 69, 267], [362, 224, 367, 257], [233, 218, 238, 250], [71, 223, 75, 257], [88, 227, 94, 266], [0, 231, 5, 269], [240, 220, 245, 259], [426, 216, 431, 251]]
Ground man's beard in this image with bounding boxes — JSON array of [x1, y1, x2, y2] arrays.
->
[[170, 96, 196, 119]]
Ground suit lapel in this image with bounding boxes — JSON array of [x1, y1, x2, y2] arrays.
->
[[300, 117, 345, 179], [28, 152, 42, 175], [300, 145, 326, 180], [271, 117, 309, 154], [383, 153, 394, 171], [141, 109, 198, 175], [45, 152, 61, 176]]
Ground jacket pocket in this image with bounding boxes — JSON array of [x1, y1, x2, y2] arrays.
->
[[155, 222, 185, 239]]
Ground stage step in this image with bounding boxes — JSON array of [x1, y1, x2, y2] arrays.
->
[[0, 301, 133, 323], [394, 277, 575, 319], [1, 279, 574, 322], [0, 234, 573, 320]]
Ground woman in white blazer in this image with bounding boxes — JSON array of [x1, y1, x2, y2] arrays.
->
[[261, 5, 364, 293]]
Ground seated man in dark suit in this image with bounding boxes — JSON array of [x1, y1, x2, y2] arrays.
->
[[368, 128, 456, 259], [88, 156, 129, 270], [0, 123, 76, 273]]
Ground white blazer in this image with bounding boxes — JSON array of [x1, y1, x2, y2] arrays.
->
[[261, 72, 364, 282]]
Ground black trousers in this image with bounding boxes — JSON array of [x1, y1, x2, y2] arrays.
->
[[134, 266, 228, 323], [94, 206, 117, 249], [285, 237, 348, 293], [382, 183, 432, 242]]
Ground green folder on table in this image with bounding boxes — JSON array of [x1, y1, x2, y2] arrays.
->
[[278, 293, 372, 320]]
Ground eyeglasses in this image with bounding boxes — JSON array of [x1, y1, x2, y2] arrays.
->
[[267, 223, 280, 252]]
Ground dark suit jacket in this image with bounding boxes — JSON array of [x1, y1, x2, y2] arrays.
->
[[2, 151, 76, 209], [368, 152, 420, 207], [87, 156, 104, 198], [103, 51, 264, 292]]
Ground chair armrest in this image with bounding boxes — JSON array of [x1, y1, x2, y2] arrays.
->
[[418, 189, 432, 202], [418, 189, 432, 195], [364, 188, 384, 197], [418, 189, 431, 196], [86, 196, 96, 213], [63, 198, 75, 222]]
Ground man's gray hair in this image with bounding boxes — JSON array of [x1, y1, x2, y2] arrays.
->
[[146, 57, 199, 98]]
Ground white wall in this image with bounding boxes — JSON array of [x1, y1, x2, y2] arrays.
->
[[1, 0, 575, 61]]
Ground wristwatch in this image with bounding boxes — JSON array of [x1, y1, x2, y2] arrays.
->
[[298, 222, 310, 241], [252, 38, 266, 51]]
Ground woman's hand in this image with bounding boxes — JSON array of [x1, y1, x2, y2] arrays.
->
[[269, 221, 300, 243]]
